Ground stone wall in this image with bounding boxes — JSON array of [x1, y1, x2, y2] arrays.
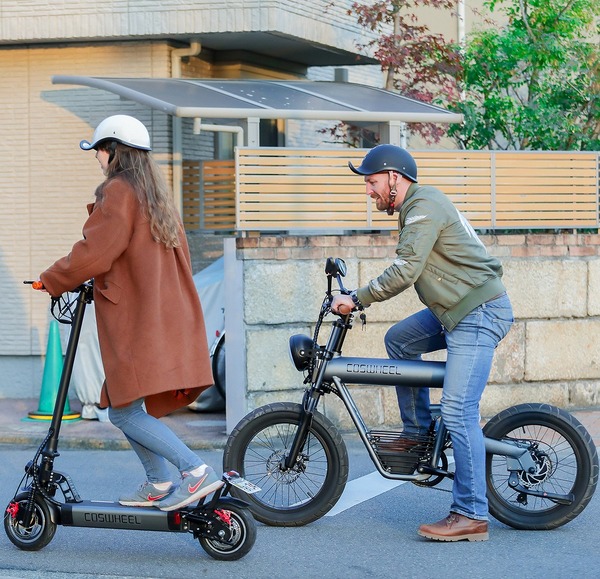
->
[[223, 232, 600, 431]]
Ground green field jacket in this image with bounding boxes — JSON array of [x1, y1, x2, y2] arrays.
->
[[356, 183, 506, 331]]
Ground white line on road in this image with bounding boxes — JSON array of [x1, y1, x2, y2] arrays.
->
[[325, 471, 408, 516], [326, 458, 455, 517]]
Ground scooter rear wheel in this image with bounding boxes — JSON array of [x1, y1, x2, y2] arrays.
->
[[4, 492, 57, 551], [198, 503, 256, 561]]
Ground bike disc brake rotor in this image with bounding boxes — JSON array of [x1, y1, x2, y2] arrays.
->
[[518, 449, 553, 487], [266, 450, 305, 483]]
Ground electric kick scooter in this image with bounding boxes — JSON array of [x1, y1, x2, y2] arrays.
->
[[5, 282, 259, 561]]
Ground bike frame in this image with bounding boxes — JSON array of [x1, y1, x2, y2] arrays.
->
[[285, 290, 539, 485]]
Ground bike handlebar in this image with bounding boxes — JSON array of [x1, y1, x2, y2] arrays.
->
[[325, 257, 364, 318]]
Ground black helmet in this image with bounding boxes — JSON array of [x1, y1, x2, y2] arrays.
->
[[348, 144, 418, 182]]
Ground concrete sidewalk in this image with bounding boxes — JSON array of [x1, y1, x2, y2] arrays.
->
[[0, 398, 228, 450], [0, 398, 598, 450]]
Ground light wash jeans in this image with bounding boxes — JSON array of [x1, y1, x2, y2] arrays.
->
[[384, 293, 514, 521], [108, 398, 203, 483]]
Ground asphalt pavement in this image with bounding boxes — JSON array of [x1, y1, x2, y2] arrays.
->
[[1, 399, 600, 579]]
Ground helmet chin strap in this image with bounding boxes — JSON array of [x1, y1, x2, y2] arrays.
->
[[387, 172, 398, 216]]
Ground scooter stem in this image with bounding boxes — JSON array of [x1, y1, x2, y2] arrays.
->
[[43, 288, 90, 460]]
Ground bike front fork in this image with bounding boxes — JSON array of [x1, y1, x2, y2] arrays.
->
[[283, 389, 321, 470]]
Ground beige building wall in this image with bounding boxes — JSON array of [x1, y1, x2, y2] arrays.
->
[[418, 0, 496, 39], [0, 1, 380, 398], [0, 0, 452, 386], [0, 42, 173, 394]]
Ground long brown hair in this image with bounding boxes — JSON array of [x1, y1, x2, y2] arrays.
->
[[97, 142, 181, 248]]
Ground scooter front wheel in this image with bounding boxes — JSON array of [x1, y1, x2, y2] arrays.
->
[[484, 403, 598, 530], [4, 492, 57, 551], [223, 402, 349, 526], [198, 503, 256, 561]]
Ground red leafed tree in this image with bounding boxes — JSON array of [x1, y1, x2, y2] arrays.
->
[[323, 1, 462, 146]]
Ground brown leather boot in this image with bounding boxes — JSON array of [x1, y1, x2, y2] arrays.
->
[[418, 513, 489, 542]]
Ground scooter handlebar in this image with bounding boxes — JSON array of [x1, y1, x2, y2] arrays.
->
[[24, 280, 45, 290]]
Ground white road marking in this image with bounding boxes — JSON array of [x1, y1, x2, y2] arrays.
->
[[325, 471, 408, 516], [326, 458, 455, 516]]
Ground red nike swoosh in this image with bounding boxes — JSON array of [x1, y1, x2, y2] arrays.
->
[[188, 474, 208, 494], [147, 493, 168, 501]]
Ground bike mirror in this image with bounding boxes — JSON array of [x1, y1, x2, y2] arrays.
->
[[325, 257, 337, 276], [325, 257, 347, 278]]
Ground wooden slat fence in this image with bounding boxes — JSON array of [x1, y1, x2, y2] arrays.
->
[[183, 149, 599, 232], [183, 159, 236, 230], [493, 152, 598, 227]]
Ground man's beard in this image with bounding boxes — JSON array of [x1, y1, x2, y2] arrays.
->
[[375, 196, 388, 212]]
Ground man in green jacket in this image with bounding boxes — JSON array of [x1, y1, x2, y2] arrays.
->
[[332, 144, 513, 542]]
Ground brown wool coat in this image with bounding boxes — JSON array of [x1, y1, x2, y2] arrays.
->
[[40, 177, 213, 418]]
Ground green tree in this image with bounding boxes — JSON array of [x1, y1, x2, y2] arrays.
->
[[451, 0, 600, 150]]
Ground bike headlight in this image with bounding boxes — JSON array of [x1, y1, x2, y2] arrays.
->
[[289, 334, 315, 371]]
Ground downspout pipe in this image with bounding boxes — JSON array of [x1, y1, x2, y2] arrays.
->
[[171, 40, 202, 78], [458, 0, 466, 101], [171, 41, 202, 215], [193, 118, 244, 148]]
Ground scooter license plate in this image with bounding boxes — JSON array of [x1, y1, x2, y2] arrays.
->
[[223, 471, 261, 494]]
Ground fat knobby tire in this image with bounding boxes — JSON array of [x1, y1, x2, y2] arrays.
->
[[223, 402, 349, 526], [484, 403, 598, 530]]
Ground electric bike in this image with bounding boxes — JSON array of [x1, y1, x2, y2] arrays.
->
[[223, 257, 599, 529], [4, 282, 259, 561]]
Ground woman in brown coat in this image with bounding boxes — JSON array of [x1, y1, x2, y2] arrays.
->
[[40, 115, 223, 511]]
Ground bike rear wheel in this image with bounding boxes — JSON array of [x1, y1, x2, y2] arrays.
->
[[223, 402, 349, 526], [484, 403, 598, 530]]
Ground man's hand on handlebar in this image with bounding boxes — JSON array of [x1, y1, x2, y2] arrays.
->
[[331, 294, 355, 315]]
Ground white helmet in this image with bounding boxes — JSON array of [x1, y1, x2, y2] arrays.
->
[[80, 115, 152, 151]]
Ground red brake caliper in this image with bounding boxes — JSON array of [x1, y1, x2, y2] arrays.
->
[[214, 509, 231, 525], [6, 502, 19, 519]]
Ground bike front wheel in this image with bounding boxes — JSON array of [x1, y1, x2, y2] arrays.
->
[[223, 402, 349, 526], [484, 403, 598, 530]]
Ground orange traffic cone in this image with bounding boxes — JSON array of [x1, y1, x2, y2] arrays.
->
[[26, 320, 80, 421]]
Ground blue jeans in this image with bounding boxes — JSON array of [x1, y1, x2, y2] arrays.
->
[[385, 294, 514, 520], [108, 398, 203, 483]]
